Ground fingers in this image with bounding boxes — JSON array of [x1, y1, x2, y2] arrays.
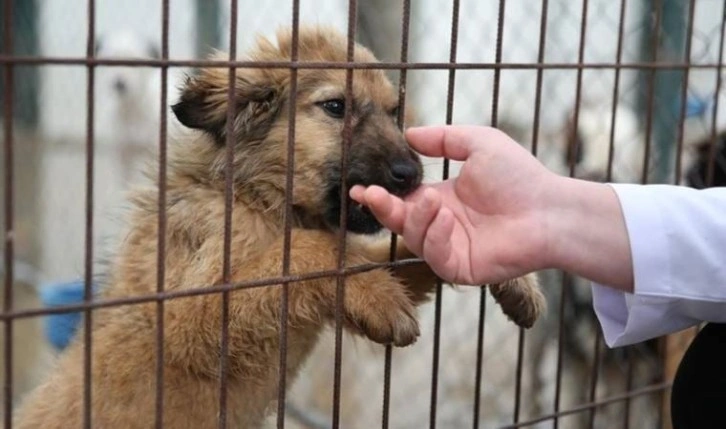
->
[[422, 205, 455, 260], [421, 205, 457, 280], [405, 125, 493, 161], [400, 187, 443, 255], [349, 185, 407, 234]]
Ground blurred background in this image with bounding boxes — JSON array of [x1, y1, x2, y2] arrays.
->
[[2, 0, 725, 428]]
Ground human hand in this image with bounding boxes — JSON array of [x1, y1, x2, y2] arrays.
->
[[350, 125, 557, 285]]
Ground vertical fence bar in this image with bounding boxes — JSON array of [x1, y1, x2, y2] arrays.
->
[[218, 0, 239, 427], [573, 1, 596, 425], [606, 0, 628, 183], [552, 279, 567, 429], [277, 1, 301, 427], [428, 2, 461, 428], [623, 351, 635, 429], [524, 3, 550, 424], [523, 1, 550, 420], [154, 0, 171, 427], [586, 332, 602, 428], [555, 2, 589, 426], [82, 0, 96, 427], [471, 286, 487, 428], [473, 0, 508, 426], [530, 0, 549, 158], [429, 279, 443, 429], [332, 1, 358, 427], [2, 0, 14, 426], [640, 0, 663, 185], [673, 0, 696, 185], [567, 0, 589, 179], [382, 1, 411, 426], [512, 327, 525, 423]]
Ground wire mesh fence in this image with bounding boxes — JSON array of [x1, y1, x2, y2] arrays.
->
[[1, 0, 725, 428]]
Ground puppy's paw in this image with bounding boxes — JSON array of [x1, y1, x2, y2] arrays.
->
[[344, 278, 420, 347], [488, 273, 546, 328]]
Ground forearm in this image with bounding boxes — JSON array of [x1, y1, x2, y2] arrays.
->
[[542, 176, 634, 293]]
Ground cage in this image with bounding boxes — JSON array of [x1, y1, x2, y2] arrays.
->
[[2, 0, 725, 428]]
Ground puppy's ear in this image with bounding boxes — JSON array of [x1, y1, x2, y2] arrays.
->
[[172, 69, 281, 141]]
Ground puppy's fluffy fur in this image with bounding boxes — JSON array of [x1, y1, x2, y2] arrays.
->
[[15, 27, 543, 428]]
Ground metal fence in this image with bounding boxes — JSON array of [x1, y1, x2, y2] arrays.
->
[[2, 0, 726, 428]]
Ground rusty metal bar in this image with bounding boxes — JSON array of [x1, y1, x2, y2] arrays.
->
[[218, 0, 239, 426], [673, 0, 697, 185], [277, 1, 301, 427], [641, 0, 663, 185], [555, 0, 590, 425], [606, 0, 628, 182], [499, 381, 671, 429], [429, 280, 443, 429], [82, 0, 96, 426], [520, 0, 550, 419], [382, 1, 412, 426], [586, 331, 603, 428], [2, 0, 14, 426], [0, 259, 426, 322], [519, 1, 550, 423], [530, 0, 549, 157], [154, 0, 171, 427], [567, 0, 589, 178], [332, 1, 359, 427], [552, 280, 568, 429], [471, 287, 487, 428], [623, 350, 635, 428], [513, 327, 525, 423], [0, 56, 722, 70], [429, 1, 462, 427]]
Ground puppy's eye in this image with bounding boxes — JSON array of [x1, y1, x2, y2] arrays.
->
[[389, 106, 400, 119], [318, 99, 346, 118]]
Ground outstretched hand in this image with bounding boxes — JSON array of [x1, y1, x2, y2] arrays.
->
[[350, 126, 555, 285]]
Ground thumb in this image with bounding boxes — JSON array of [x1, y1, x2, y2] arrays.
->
[[405, 125, 490, 161]]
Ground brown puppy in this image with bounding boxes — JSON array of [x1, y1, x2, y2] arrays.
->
[[14, 27, 543, 428]]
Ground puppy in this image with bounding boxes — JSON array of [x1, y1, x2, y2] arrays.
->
[[15, 27, 542, 428]]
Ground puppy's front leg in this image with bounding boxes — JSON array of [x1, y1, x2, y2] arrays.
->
[[348, 233, 438, 305], [349, 233, 545, 329], [240, 229, 422, 347], [488, 274, 546, 328]]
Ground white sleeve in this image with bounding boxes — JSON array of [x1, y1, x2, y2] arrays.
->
[[591, 184, 726, 348]]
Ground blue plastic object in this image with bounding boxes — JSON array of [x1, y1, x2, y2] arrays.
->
[[39, 281, 94, 351], [685, 94, 709, 118]]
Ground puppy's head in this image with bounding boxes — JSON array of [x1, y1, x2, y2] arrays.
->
[[172, 26, 422, 234]]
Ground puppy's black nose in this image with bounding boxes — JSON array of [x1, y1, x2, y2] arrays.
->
[[390, 160, 421, 191]]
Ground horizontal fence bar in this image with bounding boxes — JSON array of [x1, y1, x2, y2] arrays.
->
[[0, 259, 426, 320], [499, 382, 673, 429], [0, 56, 724, 70]]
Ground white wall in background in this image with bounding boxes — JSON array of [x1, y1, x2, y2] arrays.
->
[[36, 1, 195, 282], [219, 0, 349, 54]]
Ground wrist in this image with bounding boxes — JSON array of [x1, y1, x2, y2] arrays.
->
[[539, 177, 634, 291]]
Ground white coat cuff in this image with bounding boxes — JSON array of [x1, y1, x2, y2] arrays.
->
[[593, 184, 679, 347]]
